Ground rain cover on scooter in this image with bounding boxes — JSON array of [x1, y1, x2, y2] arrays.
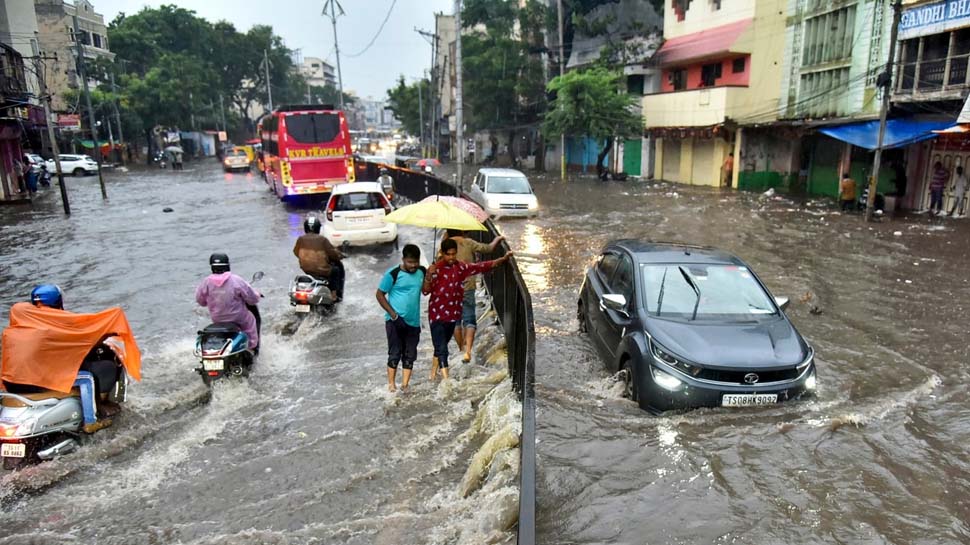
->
[[1, 302, 142, 393]]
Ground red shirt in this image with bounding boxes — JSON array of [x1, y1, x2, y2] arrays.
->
[[425, 259, 496, 323]]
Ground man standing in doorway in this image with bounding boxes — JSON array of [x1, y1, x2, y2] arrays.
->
[[929, 161, 949, 215], [949, 165, 967, 217], [721, 152, 734, 188]]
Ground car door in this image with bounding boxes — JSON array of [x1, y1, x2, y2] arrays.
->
[[586, 250, 620, 360], [599, 252, 636, 366], [468, 173, 484, 206]]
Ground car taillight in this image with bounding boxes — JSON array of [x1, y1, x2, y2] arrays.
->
[[0, 423, 18, 438], [380, 194, 392, 216], [326, 197, 336, 221]]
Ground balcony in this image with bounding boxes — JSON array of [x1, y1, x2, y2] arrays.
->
[[642, 86, 751, 128], [894, 30, 970, 103]]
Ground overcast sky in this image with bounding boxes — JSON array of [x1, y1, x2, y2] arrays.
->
[[94, 0, 454, 101]]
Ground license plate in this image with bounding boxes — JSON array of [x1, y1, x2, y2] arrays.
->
[[202, 359, 225, 371], [295, 304, 311, 313], [348, 217, 369, 224], [1, 443, 25, 458], [722, 393, 778, 407]]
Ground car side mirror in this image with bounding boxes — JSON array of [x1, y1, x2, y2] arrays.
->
[[775, 296, 790, 311], [602, 293, 628, 313]]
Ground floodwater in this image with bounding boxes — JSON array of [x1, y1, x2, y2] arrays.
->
[[0, 163, 519, 545], [487, 172, 970, 544]]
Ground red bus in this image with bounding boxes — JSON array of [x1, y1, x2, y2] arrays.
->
[[259, 105, 355, 199]]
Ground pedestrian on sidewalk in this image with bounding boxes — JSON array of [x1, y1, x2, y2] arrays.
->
[[929, 162, 949, 215], [839, 172, 856, 212], [423, 238, 512, 381], [442, 228, 506, 363], [948, 166, 966, 217], [376, 244, 427, 393], [721, 153, 734, 188]]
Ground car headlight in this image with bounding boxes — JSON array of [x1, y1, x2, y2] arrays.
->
[[528, 200, 538, 210], [805, 372, 817, 390], [486, 198, 500, 210], [650, 366, 683, 391], [650, 340, 701, 377]]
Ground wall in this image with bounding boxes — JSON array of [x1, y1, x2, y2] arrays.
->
[[665, 0, 755, 40], [660, 55, 751, 92]]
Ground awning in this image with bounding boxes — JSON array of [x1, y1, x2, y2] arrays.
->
[[654, 19, 751, 66], [958, 94, 970, 124], [817, 119, 953, 150], [932, 124, 970, 134]]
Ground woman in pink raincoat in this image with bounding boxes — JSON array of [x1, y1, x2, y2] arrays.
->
[[195, 253, 262, 351]]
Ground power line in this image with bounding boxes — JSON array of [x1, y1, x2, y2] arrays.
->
[[344, 0, 398, 58]]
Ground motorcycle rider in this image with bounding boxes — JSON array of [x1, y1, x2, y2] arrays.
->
[[3, 284, 125, 432], [195, 253, 262, 353], [377, 167, 395, 199], [293, 214, 346, 302]]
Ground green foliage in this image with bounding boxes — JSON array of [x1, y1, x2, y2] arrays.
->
[[542, 67, 642, 140], [385, 76, 429, 136]]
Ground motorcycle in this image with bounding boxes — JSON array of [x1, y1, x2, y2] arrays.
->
[[288, 274, 336, 315], [0, 340, 128, 470], [153, 150, 167, 169], [194, 272, 263, 385]]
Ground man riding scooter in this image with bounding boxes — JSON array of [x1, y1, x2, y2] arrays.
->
[[195, 253, 262, 353], [293, 215, 345, 302]]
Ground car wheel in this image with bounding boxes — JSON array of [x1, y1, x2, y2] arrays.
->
[[577, 300, 588, 333], [73, 167, 84, 176], [618, 360, 639, 402]]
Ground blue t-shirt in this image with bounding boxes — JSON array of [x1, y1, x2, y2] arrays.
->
[[378, 266, 425, 328]]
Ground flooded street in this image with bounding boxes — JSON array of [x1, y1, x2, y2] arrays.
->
[[0, 164, 519, 545], [490, 173, 970, 544]]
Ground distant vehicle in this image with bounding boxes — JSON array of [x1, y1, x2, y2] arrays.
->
[[322, 181, 397, 246], [467, 168, 539, 218], [223, 148, 251, 172], [45, 154, 99, 177], [356, 138, 379, 155], [259, 104, 355, 200], [578, 240, 816, 413]]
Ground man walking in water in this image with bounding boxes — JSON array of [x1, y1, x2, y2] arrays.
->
[[443, 229, 506, 363], [376, 244, 426, 392]]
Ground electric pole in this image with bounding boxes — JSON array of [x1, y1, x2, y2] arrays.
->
[[558, 0, 566, 182], [867, 0, 903, 222], [416, 27, 439, 159], [219, 93, 227, 132], [263, 48, 274, 111], [455, 0, 464, 190], [417, 75, 424, 157], [31, 36, 70, 214], [324, 0, 346, 109], [73, 14, 107, 199], [109, 72, 124, 164]]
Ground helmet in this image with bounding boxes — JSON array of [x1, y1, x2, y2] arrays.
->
[[304, 215, 322, 234], [30, 284, 64, 309], [380, 167, 389, 174], [209, 252, 230, 273]]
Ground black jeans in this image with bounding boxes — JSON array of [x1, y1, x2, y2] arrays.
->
[[430, 321, 459, 368], [386, 317, 420, 370], [329, 261, 345, 297]]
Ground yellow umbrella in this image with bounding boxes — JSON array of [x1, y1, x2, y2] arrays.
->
[[384, 199, 487, 231]]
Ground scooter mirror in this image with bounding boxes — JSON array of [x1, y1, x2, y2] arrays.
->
[[252, 271, 264, 283]]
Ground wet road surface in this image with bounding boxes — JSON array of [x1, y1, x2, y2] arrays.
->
[[0, 163, 519, 545], [487, 172, 970, 544]]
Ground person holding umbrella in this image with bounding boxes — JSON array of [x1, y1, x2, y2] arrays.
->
[[422, 238, 512, 380], [442, 228, 506, 363]]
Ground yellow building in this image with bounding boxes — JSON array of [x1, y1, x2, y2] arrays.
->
[[643, 0, 787, 186]]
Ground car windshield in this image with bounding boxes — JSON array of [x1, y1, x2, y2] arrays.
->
[[229, 150, 247, 157], [486, 176, 531, 194], [641, 264, 776, 321]]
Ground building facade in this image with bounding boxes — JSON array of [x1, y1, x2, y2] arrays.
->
[[644, 0, 787, 186], [0, 43, 30, 200], [35, 0, 114, 112], [301, 56, 336, 88]]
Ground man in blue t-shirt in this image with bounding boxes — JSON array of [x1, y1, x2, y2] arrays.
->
[[376, 244, 426, 392]]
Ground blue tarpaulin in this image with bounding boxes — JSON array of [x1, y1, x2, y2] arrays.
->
[[818, 119, 952, 150]]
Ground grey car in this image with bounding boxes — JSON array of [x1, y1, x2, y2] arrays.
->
[[578, 240, 816, 413]]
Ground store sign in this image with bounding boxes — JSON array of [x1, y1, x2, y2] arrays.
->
[[899, 0, 970, 40], [57, 114, 81, 130]]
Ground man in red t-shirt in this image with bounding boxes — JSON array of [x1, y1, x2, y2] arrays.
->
[[422, 238, 512, 380]]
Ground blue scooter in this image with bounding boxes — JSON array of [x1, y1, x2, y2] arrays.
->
[[194, 272, 263, 385]]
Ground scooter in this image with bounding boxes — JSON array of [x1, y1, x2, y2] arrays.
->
[[288, 274, 336, 314], [0, 342, 128, 470], [194, 272, 263, 385]]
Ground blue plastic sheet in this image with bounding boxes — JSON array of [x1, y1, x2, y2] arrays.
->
[[818, 119, 952, 150]]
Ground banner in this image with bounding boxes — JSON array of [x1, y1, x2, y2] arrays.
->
[[899, 0, 970, 40]]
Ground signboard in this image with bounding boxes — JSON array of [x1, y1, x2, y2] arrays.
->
[[899, 0, 970, 40], [57, 114, 81, 130], [218, 131, 227, 142]]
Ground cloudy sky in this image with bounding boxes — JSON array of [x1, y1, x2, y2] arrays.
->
[[94, 0, 454, 100]]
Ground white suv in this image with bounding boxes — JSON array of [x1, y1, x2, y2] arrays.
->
[[468, 168, 539, 218], [46, 154, 99, 176], [322, 182, 398, 246]]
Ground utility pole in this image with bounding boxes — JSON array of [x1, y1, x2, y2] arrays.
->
[[455, 0, 464, 190], [867, 0, 902, 222], [219, 93, 227, 132], [417, 76, 425, 157], [263, 49, 274, 111], [31, 36, 70, 215], [558, 0, 566, 182], [189, 91, 196, 130], [109, 72, 124, 164], [73, 14, 107, 199], [324, 0, 346, 109], [416, 27, 439, 159]]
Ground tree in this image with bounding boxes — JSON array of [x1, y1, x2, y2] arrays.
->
[[385, 76, 429, 137], [543, 67, 642, 177]]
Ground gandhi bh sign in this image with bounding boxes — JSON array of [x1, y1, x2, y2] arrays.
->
[[899, 0, 970, 40]]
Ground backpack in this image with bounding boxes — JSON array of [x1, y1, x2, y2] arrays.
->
[[390, 265, 426, 286]]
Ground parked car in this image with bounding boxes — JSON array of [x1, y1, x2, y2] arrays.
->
[[322, 182, 398, 246], [45, 154, 99, 176], [223, 148, 251, 172], [578, 240, 816, 413], [468, 168, 539, 218]]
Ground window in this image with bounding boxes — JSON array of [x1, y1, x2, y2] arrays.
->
[[626, 74, 645, 96], [711, 0, 721, 9], [641, 264, 776, 320], [732, 57, 745, 73], [670, 69, 687, 91], [284, 113, 340, 144], [700, 62, 722, 86], [93, 34, 102, 48], [612, 255, 635, 304], [672, 0, 691, 21], [597, 253, 620, 284]]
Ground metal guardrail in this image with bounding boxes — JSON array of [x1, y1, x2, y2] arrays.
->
[[358, 161, 537, 544]]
